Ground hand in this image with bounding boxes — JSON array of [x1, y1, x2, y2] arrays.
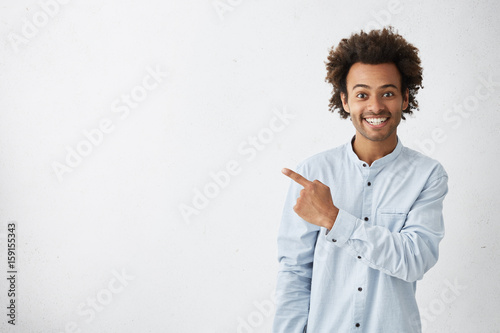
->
[[282, 168, 339, 230]]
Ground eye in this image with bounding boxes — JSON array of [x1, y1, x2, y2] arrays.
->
[[383, 92, 395, 97], [356, 93, 367, 99]]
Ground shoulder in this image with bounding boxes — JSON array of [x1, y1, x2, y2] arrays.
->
[[399, 146, 448, 182]]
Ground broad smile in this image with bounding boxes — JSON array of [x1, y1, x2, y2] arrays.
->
[[364, 117, 389, 128]]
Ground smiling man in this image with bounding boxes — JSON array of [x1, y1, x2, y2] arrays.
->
[[273, 28, 448, 332]]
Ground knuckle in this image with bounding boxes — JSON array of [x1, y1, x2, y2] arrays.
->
[[313, 180, 323, 188]]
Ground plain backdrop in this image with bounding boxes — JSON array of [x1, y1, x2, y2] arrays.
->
[[0, 0, 499, 332]]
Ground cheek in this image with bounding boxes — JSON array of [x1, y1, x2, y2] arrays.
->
[[348, 104, 364, 116], [389, 99, 404, 110]]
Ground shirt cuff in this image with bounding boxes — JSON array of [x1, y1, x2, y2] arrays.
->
[[324, 209, 357, 246]]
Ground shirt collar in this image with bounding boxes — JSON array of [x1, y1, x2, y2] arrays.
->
[[347, 135, 403, 168]]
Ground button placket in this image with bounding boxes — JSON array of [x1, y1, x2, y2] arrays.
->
[[362, 167, 374, 227], [352, 255, 366, 331], [352, 163, 372, 330]]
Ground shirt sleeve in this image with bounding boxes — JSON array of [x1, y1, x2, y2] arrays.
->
[[273, 164, 320, 333], [324, 173, 448, 283]]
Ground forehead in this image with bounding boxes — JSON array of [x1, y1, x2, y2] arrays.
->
[[346, 62, 402, 89]]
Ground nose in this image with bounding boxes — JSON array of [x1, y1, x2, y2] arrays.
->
[[367, 96, 385, 113]]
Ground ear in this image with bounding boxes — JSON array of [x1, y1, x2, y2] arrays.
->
[[402, 88, 409, 110], [341, 92, 350, 113]]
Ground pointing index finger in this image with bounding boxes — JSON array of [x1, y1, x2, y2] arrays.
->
[[282, 168, 312, 187]]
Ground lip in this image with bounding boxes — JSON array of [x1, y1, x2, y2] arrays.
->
[[363, 117, 389, 128]]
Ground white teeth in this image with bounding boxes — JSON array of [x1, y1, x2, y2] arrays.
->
[[365, 117, 387, 125]]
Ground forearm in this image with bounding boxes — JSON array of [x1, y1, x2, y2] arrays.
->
[[274, 224, 317, 331], [325, 210, 442, 282], [273, 267, 311, 332]]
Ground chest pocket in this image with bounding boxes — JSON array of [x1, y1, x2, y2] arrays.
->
[[376, 210, 407, 233]]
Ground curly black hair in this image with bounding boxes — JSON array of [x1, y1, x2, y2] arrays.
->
[[325, 27, 423, 120]]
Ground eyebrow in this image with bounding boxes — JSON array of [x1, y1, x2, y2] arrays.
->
[[352, 84, 399, 91]]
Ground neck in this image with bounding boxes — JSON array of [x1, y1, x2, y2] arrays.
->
[[352, 133, 398, 166]]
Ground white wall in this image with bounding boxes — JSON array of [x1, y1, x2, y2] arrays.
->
[[0, 0, 499, 332]]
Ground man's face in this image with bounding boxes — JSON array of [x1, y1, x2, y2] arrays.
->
[[341, 62, 409, 143]]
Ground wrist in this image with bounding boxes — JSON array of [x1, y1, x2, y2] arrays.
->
[[323, 208, 338, 230]]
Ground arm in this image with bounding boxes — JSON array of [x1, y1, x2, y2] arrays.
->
[[273, 166, 319, 333], [283, 167, 448, 283], [324, 175, 448, 282]]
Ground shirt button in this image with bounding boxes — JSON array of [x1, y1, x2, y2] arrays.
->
[[358, 287, 362, 291], [364, 217, 369, 221], [332, 239, 337, 242], [367, 182, 371, 186], [362, 163, 367, 167], [357, 256, 361, 259], [355, 323, 360, 327]]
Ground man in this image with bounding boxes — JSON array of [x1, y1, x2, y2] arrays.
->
[[273, 27, 448, 332]]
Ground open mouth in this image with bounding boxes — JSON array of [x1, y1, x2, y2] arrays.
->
[[364, 117, 388, 126]]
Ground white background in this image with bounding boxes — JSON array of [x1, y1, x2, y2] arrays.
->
[[0, 0, 499, 332]]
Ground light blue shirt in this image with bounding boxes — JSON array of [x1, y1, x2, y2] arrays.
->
[[273, 137, 448, 333]]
